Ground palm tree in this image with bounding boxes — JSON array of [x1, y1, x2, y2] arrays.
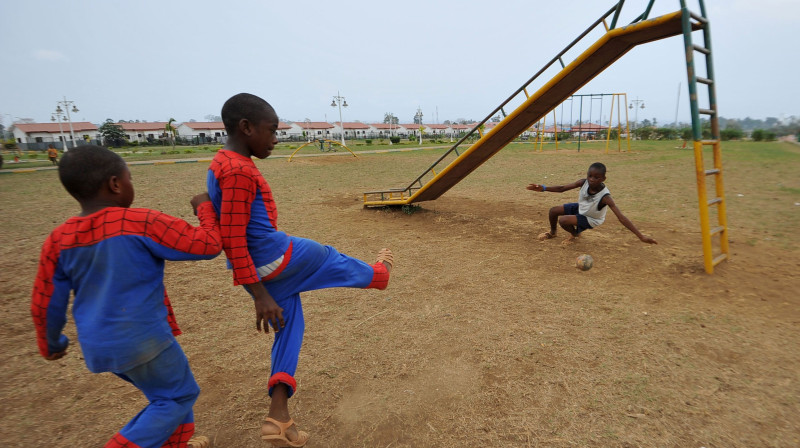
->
[[165, 118, 177, 153]]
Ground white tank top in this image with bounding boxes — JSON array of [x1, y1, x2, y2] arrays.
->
[[578, 181, 611, 227]]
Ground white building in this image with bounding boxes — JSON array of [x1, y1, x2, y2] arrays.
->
[[176, 121, 227, 143], [12, 122, 99, 150], [114, 122, 168, 143]]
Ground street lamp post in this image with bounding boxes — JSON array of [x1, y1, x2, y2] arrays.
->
[[387, 112, 394, 145], [51, 110, 68, 150], [331, 92, 348, 146], [415, 107, 423, 145], [629, 97, 645, 129], [56, 96, 79, 149]]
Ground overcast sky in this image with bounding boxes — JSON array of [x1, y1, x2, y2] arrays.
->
[[1, 0, 797, 127]]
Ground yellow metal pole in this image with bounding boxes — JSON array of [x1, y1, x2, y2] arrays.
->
[[713, 142, 729, 255], [624, 93, 631, 152], [288, 141, 315, 162], [605, 94, 615, 154], [616, 94, 623, 152], [553, 110, 559, 150], [694, 141, 714, 273], [539, 114, 547, 152]]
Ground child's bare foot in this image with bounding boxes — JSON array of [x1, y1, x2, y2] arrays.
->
[[375, 248, 393, 272], [538, 232, 555, 241], [560, 235, 577, 246], [262, 417, 309, 447], [187, 435, 211, 448]]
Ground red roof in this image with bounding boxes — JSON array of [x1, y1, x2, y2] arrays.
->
[[451, 124, 472, 130], [370, 123, 399, 130], [296, 121, 334, 129], [114, 122, 168, 131], [569, 123, 608, 131], [427, 124, 449, 130], [14, 122, 98, 133], [180, 121, 225, 130], [400, 124, 424, 130], [335, 122, 370, 129], [278, 122, 291, 130]]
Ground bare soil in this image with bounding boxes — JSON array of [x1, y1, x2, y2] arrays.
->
[[1, 142, 798, 447]]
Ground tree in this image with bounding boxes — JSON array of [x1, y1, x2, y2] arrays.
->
[[99, 119, 126, 147], [205, 114, 221, 122], [165, 118, 178, 153], [751, 129, 765, 141], [383, 113, 398, 125]]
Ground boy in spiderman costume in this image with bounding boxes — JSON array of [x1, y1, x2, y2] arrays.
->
[[207, 93, 394, 447], [31, 145, 220, 448]]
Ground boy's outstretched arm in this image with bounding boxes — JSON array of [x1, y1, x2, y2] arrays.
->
[[602, 196, 658, 244], [527, 179, 584, 193]]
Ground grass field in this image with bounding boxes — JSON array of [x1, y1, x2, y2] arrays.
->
[[1, 140, 799, 447]]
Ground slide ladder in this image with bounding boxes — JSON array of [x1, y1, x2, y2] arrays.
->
[[364, 2, 703, 207], [681, 1, 729, 273]]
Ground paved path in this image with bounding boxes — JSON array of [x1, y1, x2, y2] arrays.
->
[[0, 145, 451, 175]]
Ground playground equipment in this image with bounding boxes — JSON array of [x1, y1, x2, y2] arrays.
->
[[363, 0, 728, 273], [288, 138, 358, 162], [533, 92, 630, 153]]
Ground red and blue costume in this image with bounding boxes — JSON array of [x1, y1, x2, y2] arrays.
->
[[31, 204, 221, 448], [207, 149, 389, 397]]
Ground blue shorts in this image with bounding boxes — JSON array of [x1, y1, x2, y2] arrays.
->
[[563, 203, 593, 233]]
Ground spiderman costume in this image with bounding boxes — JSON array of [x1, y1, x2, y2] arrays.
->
[[207, 149, 389, 397], [32, 204, 221, 448]]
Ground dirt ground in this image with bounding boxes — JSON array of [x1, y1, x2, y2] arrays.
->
[[1, 142, 798, 447]]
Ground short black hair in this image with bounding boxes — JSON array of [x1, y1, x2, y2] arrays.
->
[[589, 162, 606, 175], [58, 145, 127, 201], [221, 93, 276, 136]]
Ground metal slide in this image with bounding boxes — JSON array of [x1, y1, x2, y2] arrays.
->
[[364, 4, 703, 207]]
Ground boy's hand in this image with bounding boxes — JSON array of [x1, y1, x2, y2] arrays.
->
[[640, 235, 658, 244], [526, 183, 544, 192], [245, 282, 285, 333], [254, 295, 285, 333], [45, 350, 67, 360], [190, 193, 211, 215]]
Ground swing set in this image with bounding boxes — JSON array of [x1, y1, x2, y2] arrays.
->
[[532, 93, 631, 153], [287, 138, 358, 162]]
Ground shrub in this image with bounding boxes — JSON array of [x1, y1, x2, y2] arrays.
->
[[365, 139, 372, 145], [751, 129, 765, 141], [390, 136, 401, 144], [27, 152, 39, 159], [184, 149, 196, 154]]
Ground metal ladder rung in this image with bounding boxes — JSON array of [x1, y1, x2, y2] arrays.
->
[[697, 76, 713, 85], [707, 197, 722, 206], [693, 45, 710, 55], [701, 139, 720, 145], [710, 226, 725, 236], [712, 253, 728, 266], [690, 12, 708, 24], [699, 108, 716, 115], [704, 168, 720, 175]]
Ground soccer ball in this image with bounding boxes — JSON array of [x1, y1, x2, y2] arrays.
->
[[576, 254, 593, 271]]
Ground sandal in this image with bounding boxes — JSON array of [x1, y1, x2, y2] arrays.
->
[[187, 435, 211, 448], [375, 248, 394, 271], [537, 232, 555, 241], [261, 417, 309, 447]]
